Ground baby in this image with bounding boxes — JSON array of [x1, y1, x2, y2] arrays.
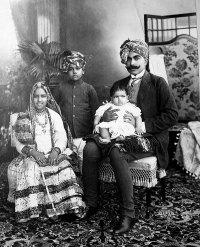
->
[[94, 81, 144, 143]]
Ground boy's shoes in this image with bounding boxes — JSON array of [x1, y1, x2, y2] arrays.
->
[[113, 215, 135, 235], [81, 206, 98, 220]]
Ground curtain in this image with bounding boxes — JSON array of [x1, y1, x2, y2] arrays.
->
[[0, 0, 19, 78], [36, 0, 60, 42], [9, 0, 60, 43], [149, 54, 168, 83], [9, 0, 37, 42]]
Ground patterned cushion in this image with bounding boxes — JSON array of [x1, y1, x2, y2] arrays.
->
[[98, 156, 166, 188], [10, 113, 35, 147]]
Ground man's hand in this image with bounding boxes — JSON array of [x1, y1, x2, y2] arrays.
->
[[123, 111, 135, 126], [102, 107, 119, 122]]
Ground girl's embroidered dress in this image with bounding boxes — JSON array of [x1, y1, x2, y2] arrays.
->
[[7, 82, 85, 223]]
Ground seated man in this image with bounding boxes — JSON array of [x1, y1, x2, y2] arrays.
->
[[82, 39, 178, 234]]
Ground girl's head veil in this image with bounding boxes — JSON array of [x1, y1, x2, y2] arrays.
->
[[29, 81, 62, 118], [29, 81, 73, 149]]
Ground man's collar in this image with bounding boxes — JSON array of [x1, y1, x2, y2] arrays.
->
[[131, 69, 145, 79]]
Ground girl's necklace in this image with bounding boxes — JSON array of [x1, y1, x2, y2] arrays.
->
[[35, 112, 48, 133], [36, 111, 46, 116]]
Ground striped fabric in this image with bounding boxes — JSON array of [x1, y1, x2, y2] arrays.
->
[[9, 154, 85, 223]]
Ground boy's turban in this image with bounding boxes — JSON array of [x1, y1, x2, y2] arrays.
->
[[62, 51, 86, 73]]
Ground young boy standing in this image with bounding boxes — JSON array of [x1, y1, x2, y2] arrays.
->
[[53, 51, 99, 174]]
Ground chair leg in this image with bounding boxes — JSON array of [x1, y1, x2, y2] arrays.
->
[[97, 180, 101, 197], [146, 188, 151, 207], [160, 177, 166, 202], [145, 188, 151, 219]]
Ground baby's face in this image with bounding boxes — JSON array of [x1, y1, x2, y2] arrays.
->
[[111, 90, 129, 106]]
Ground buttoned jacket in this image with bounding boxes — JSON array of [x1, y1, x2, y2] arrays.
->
[[53, 79, 99, 138]]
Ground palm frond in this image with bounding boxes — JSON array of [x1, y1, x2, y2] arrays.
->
[[29, 42, 44, 56], [17, 37, 67, 84]]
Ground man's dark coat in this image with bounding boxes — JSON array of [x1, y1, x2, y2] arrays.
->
[[115, 71, 179, 169]]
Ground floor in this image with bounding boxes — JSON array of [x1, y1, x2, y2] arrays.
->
[[0, 161, 200, 246]]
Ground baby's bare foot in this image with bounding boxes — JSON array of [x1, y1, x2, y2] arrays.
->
[[116, 135, 125, 141], [99, 137, 111, 144]]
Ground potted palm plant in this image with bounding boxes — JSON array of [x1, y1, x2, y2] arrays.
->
[[17, 37, 69, 84]]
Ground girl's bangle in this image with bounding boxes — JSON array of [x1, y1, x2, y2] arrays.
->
[[51, 147, 61, 155], [22, 146, 34, 156]]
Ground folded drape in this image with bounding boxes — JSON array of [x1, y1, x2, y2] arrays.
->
[[175, 121, 200, 179], [149, 54, 168, 83]]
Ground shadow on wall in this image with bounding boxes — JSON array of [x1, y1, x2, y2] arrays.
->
[[94, 85, 112, 105], [60, 0, 129, 103]]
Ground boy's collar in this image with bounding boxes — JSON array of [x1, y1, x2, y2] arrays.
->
[[69, 78, 83, 84]]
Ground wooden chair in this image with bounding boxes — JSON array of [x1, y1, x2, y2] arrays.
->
[[98, 156, 166, 218]]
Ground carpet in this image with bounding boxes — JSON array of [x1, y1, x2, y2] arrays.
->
[[0, 162, 200, 247]]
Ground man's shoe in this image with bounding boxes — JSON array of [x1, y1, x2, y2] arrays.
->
[[81, 206, 98, 220], [113, 215, 135, 235]]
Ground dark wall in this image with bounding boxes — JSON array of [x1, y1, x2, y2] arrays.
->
[[59, 0, 142, 104]]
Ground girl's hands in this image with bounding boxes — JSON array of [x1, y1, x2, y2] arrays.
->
[[30, 149, 59, 166], [31, 150, 47, 165], [48, 150, 59, 166]]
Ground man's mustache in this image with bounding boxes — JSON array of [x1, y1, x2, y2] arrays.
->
[[126, 65, 140, 70]]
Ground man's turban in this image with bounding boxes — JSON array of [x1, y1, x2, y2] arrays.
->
[[120, 39, 149, 64], [62, 51, 86, 73]]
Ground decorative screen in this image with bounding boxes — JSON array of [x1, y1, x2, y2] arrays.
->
[[144, 13, 197, 45]]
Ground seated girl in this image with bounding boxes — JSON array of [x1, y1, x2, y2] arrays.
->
[[7, 81, 85, 223]]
